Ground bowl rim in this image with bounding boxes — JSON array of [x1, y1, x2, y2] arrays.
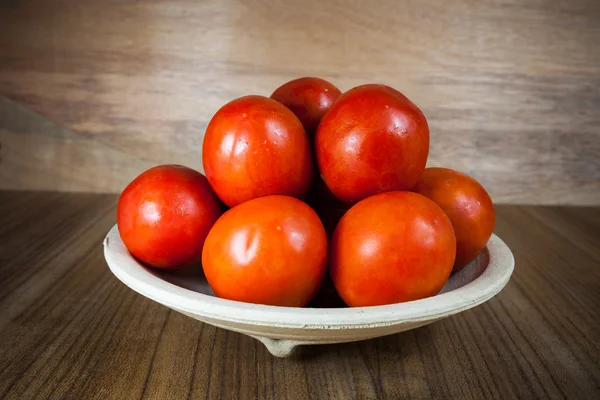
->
[[103, 224, 514, 329]]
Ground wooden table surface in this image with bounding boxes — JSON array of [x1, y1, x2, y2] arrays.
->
[[0, 191, 599, 399]]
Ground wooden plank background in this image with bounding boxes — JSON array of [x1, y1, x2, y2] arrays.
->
[[1, 0, 599, 204]]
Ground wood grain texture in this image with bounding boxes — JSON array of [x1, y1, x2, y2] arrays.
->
[[0, 191, 599, 399], [1, 0, 600, 203]]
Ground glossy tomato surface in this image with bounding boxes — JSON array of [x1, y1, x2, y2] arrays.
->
[[202, 95, 313, 207], [202, 195, 328, 307], [315, 84, 429, 204], [117, 165, 222, 270], [330, 191, 456, 307], [415, 168, 495, 271], [270, 77, 342, 138]]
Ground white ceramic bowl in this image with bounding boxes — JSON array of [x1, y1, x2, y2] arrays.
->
[[103, 225, 514, 357]]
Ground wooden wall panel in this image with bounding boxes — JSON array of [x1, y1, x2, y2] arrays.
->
[[1, 0, 599, 204]]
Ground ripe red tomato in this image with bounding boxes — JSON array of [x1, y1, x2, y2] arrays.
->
[[330, 191, 456, 307], [202, 195, 328, 307], [117, 165, 222, 270], [202, 95, 313, 207], [414, 168, 495, 271], [270, 77, 342, 138], [315, 84, 430, 204]]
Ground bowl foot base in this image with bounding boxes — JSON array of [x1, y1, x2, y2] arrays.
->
[[250, 336, 301, 357]]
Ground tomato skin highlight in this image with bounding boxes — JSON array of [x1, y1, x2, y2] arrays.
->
[[202, 195, 328, 307], [414, 168, 496, 271], [202, 95, 314, 207], [330, 191, 456, 307], [117, 165, 222, 270], [271, 77, 342, 138], [315, 84, 430, 205]]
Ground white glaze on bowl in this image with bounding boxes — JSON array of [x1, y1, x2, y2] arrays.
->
[[103, 225, 514, 357]]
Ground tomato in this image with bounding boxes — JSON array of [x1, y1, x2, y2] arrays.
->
[[315, 84, 429, 204], [202, 195, 328, 307], [117, 165, 222, 270], [414, 168, 495, 271], [202, 95, 313, 207], [270, 77, 342, 138], [330, 191, 456, 307]]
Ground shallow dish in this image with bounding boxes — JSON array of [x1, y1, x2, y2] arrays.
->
[[103, 225, 514, 357]]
